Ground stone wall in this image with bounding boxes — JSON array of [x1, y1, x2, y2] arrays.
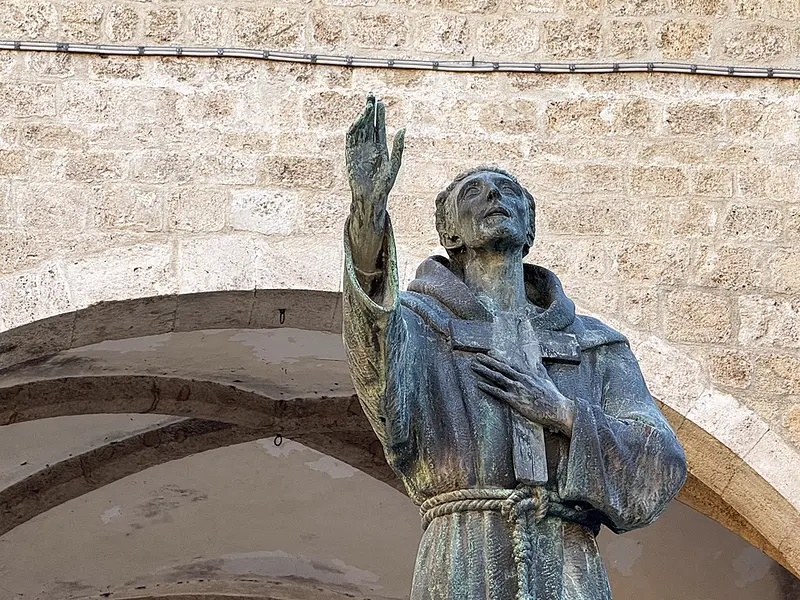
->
[[2, 0, 800, 66], [0, 0, 799, 569]]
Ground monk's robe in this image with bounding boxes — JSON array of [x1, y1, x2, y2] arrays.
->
[[343, 218, 687, 600]]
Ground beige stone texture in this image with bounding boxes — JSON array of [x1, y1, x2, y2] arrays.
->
[[664, 290, 732, 343], [1, 0, 800, 579]]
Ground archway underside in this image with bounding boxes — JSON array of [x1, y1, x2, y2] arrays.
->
[[0, 291, 797, 579]]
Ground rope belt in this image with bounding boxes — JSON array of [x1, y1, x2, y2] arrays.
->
[[419, 486, 598, 600]]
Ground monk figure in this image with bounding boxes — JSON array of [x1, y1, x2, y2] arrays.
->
[[342, 95, 686, 600]]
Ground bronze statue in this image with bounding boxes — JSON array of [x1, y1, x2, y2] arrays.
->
[[342, 95, 687, 600]]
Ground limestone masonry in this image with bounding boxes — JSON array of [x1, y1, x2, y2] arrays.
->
[[0, 0, 798, 579]]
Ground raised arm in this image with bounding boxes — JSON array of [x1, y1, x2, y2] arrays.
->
[[343, 95, 412, 448], [346, 94, 405, 299]]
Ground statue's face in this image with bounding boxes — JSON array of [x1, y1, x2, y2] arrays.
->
[[447, 171, 531, 254]]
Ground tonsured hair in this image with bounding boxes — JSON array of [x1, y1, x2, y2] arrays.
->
[[434, 166, 537, 257]]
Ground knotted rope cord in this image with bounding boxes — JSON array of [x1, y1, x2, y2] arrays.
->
[[420, 485, 553, 600]]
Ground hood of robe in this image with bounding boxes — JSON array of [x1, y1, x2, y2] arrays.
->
[[403, 256, 627, 350]]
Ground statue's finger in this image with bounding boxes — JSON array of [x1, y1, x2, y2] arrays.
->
[[477, 353, 522, 380], [376, 100, 387, 148], [471, 362, 513, 389], [389, 128, 405, 180], [477, 382, 514, 404]]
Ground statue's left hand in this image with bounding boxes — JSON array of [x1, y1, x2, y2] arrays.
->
[[471, 353, 575, 437]]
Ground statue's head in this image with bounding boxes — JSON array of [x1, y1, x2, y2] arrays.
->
[[435, 166, 536, 262]]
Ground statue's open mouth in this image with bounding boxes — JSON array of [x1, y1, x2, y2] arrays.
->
[[484, 207, 511, 218]]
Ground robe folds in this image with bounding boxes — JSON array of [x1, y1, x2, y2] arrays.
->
[[343, 218, 687, 600]]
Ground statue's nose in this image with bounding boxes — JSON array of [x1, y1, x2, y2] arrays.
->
[[487, 185, 501, 202]]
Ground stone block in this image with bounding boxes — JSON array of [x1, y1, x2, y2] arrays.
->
[[687, 390, 768, 457], [13, 182, 88, 231], [105, 5, 139, 42], [676, 421, 738, 493], [187, 6, 223, 45], [613, 241, 690, 284], [753, 353, 800, 394], [693, 245, 762, 290], [608, 0, 667, 15], [669, 199, 719, 237], [767, 0, 800, 20], [0, 150, 26, 178], [178, 235, 259, 293], [737, 165, 799, 199], [612, 98, 659, 134], [0, 0, 58, 39], [194, 152, 259, 186], [479, 100, 541, 134], [174, 290, 255, 332], [62, 1, 104, 26], [632, 334, 705, 414], [706, 349, 752, 389], [768, 248, 800, 294], [546, 99, 612, 135], [231, 188, 301, 236], [477, 18, 539, 55], [64, 243, 176, 308], [311, 10, 344, 47], [167, 187, 228, 233], [0, 83, 56, 119], [431, 0, 498, 13], [414, 15, 470, 54], [539, 195, 631, 235], [656, 20, 712, 59], [785, 402, 800, 448], [721, 204, 782, 241], [145, 7, 181, 43], [691, 167, 733, 197], [723, 25, 788, 61], [724, 463, 800, 569], [234, 7, 305, 50], [733, 0, 764, 17], [89, 185, 164, 232], [630, 166, 689, 197], [89, 56, 144, 79], [619, 286, 660, 330], [542, 19, 601, 58], [664, 290, 732, 343], [303, 90, 363, 130], [131, 150, 194, 185], [0, 312, 74, 371], [25, 52, 75, 77], [64, 152, 126, 183], [0, 263, 73, 332], [254, 236, 342, 292], [739, 295, 800, 348], [744, 430, 800, 511], [261, 156, 336, 190], [727, 100, 798, 140], [666, 102, 723, 136], [60, 82, 122, 124], [606, 20, 649, 58], [71, 295, 178, 348], [250, 288, 340, 333], [672, 0, 726, 15], [351, 12, 409, 49]]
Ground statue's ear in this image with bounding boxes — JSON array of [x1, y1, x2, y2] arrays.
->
[[440, 231, 462, 251]]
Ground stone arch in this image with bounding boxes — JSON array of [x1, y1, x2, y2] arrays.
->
[[0, 290, 797, 577]]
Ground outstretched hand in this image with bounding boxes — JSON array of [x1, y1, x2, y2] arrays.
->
[[471, 353, 575, 437], [346, 94, 405, 222]]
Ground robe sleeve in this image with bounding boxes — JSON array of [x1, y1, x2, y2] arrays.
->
[[342, 215, 416, 449], [558, 341, 687, 533]]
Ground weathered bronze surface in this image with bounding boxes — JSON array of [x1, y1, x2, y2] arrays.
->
[[342, 95, 687, 600]]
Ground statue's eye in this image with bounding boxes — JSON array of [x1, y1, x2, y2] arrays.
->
[[500, 182, 518, 194], [463, 183, 481, 199]]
